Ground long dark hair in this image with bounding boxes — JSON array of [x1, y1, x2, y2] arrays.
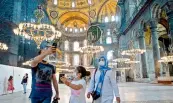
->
[[76, 66, 90, 78], [8, 76, 13, 81]]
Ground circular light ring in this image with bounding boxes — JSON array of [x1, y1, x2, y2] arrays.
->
[[125, 61, 140, 64], [113, 58, 130, 63], [121, 49, 146, 55], [79, 45, 104, 53], [159, 56, 173, 62]]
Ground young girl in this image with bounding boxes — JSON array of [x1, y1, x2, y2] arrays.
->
[[7, 76, 14, 94], [60, 66, 90, 103]]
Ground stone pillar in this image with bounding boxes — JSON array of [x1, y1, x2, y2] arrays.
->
[[150, 20, 161, 77], [137, 30, 148, 78], [164, 0, 173, 41], [8, 0, 22, 66]]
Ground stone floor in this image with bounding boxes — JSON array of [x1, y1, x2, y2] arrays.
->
[[0, 83, 173, 103]]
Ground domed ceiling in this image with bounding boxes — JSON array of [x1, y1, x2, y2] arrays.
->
[[46, 0, 118, 30]]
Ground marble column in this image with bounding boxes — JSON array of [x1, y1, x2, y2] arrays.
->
[[138, 30, 148, 78], [8, 0, 22, 66], [150, 20, 161, 77], [164, 0, 173, 41]]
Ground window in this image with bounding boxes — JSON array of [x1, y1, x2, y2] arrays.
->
[[83, 39, 87, 46], [74, 28, 78, 33], [64, 53, 69, 63], [105, 16, 109, 23], [83, 54, 87, 66], [115, 16, 119, 22], [106, 37, 112, 44], [64, 40, 69, 50], [70, 28, 73, 32], [53, 0, 57, 5], [107, 50, 114, 61], [73, 54, 79, 66], [73, 41, 79, 51], [65, 27, 68, 31], [72, 2, 75, 8], [88, 0, 92, 5], [111, 16, 115, 21], [107, 29, 110, 35], [80, 28, 83, 32]]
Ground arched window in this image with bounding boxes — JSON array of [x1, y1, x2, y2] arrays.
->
[[107, 50, 114, 61], [64, 40, 69, 50], [64, 53, 69, 63], [83, 54, 87, 66], [73, 54, 79, 66], [106, 37, 112, 44], [73, 41, 79, 51], [83, 40, 87, 46]]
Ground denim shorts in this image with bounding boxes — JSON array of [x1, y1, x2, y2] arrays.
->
[[31, 97, 51, 103]]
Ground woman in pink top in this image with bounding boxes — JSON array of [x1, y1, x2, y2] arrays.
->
[[7, 76, 14, 94]]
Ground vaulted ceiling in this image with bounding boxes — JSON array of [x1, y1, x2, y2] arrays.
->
[[46, 0, 118, 29]]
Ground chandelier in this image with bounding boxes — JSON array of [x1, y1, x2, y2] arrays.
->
[[159, 56, 173, 63], [121, 49, 146, 55], [79, 45, 104, 54], [0, 42, 8, 51], [116, 67, 131, 70], [113, 58, 130, 63], [22, 59, 33, 66], [13, 5, 61, 48], [125, 61, 140, 64]]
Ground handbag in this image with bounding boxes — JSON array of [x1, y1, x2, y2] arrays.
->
[[21, 79, 24, 84], [91, 69, 107, 100], [52, 98, 58, 103]]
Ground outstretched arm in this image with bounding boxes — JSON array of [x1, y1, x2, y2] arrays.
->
[[31, 46, 56, 67]]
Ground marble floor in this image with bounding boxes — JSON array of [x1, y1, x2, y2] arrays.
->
[[0, 83, 173, 103]]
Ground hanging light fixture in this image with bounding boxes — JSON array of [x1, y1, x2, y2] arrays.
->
[[79, 45, 104, 54], [121, 49, 146, 56], [0, 42, 8, 51], [13, 5, 62, 48]]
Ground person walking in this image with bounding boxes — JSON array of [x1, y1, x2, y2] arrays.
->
[[87, 56, 121, 103], [7, 76, 14, 94], [60, 66, 90, 103], [21, 73, 28, 94], [29, 46, 60, 103]]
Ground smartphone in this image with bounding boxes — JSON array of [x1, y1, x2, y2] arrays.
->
[[52, 42, 57, 48]]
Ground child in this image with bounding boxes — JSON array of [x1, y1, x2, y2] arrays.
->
[[7, 76, 15, 94], [60, 66, 90, 103]]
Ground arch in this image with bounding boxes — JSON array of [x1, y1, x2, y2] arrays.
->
[[151, 4, 162, 19], [107, 50, 114, 61], [106, 37, 112, 44], [140, 20, 147, 31], [73, 41, 79, 51], [64, 40, 69, 50]]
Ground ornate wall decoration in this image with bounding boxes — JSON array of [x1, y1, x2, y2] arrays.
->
[[50, 11, 58, 19], [87, 25, 102, 43], [89, 10, 96, 19]]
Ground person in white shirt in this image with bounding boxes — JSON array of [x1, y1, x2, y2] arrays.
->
[[87, 56, 121, 103], [60, 66, 90, 103]]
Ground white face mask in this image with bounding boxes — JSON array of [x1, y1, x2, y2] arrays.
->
[[73, 72, 78, 78], [99, 61, 105, 66]]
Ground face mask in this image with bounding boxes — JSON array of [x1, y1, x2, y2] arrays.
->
[[99, 61, 105, 66], [73, 72, 78, 78]]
